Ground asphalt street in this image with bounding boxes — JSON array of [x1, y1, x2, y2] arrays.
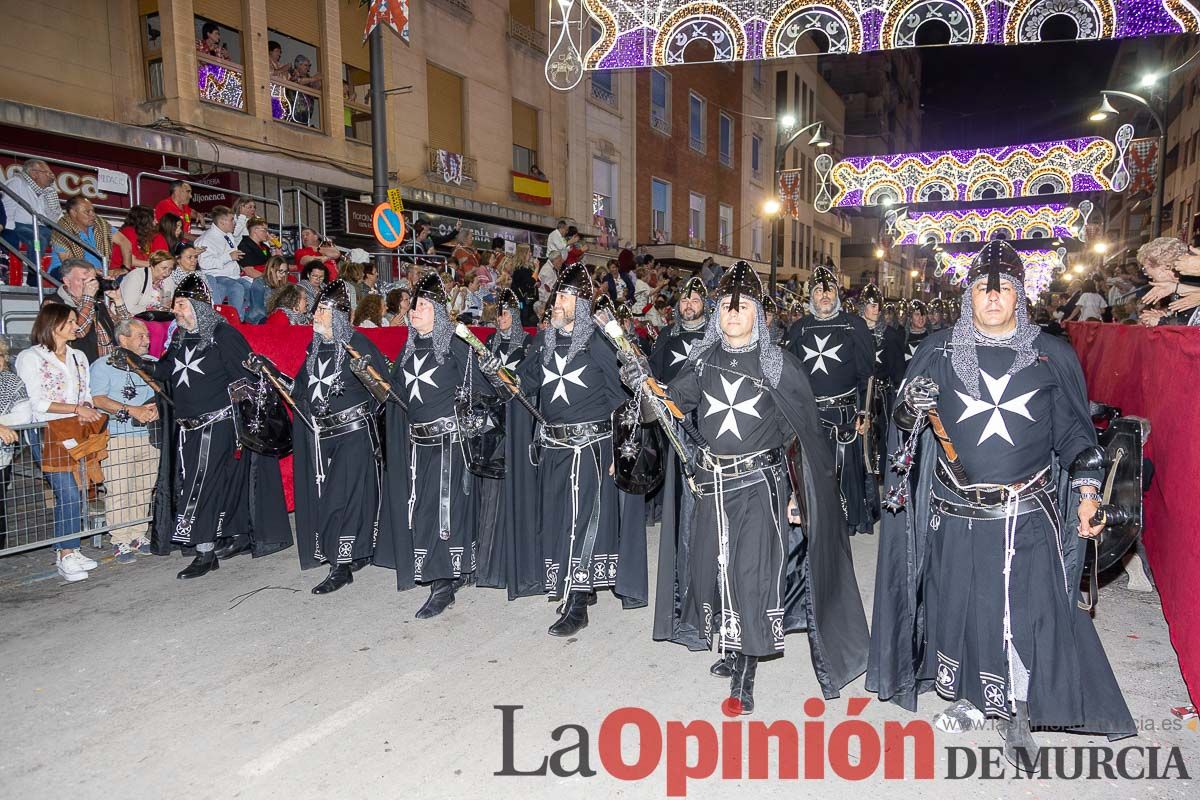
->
[[0, 522, 1194, 799]]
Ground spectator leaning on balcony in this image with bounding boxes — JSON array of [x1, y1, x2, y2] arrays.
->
[[49, 197, 112, 278], [196, 21, 230, 60], [47, 259, 122, 362], [153, 181, 195, 237], [268, 40, 291, 81], [2, 158, 62, 283], [90, 318, 158, 564], [194, 205, 249, 317], [120, 250, 177, 317], [16, 303, 104, 582]]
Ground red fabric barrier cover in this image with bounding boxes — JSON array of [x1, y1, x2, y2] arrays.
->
[[228, 323, 523, 515], [1068, 322, 1200, 706]]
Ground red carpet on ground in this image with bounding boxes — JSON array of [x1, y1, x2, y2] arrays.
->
[[1068, 322, 1200, 707]]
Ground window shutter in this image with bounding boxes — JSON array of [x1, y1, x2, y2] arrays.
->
[[427, 64, 464, 154], [266, 0, 321, 46], [512, 101, 538, 152]]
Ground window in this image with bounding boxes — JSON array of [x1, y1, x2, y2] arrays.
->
[[651, 178, 671, 240], [427, 63, 465, 154], [718, 204, 733, 253], [751, 134, 762, 178], [589, 24, 614, 104], [651, 70, 670, 133], [592, 158, 617, 219], [141, 12, 164, 101], [194, 15, 246, 111], [752, 60, 763, 87], [509, 0, 536, 28], [751, 221, 763, 261], [689, 192, 706, 245], [512, 100, 539, 174], [689, 93, 706, 152], [719, 113, 734, 167]]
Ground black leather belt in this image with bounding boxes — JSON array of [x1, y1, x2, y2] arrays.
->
[[696, 447, 782, 477], [410, 415, 459, 444], [539, 420, 612, 448], [315, 403, 372, 439], [931, 494, 1049, 520], [934, 461, 1053, 506], [178, 406, 232, 430], [815, 390, 857, 411]]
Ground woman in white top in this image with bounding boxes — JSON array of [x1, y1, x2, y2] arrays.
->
[[230, 196, 258, 242], [15, 303, 105, 582], [1072, 279, 1109, 322], [120, 250, 178, 316]]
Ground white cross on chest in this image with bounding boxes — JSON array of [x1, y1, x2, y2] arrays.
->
[[802, 333, 843, 375], [172, 346, 205, 388], [308, 357, 336, 403], [543, 352, 587, 404], [702, 374, 762, 440], [403, 352, 439, 402], [669, 339, 695, 366], [954, 369, 1038, 446]]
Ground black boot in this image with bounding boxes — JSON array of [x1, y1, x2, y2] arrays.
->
[[349, 557, 371, 572], [999, 701, 1039, 772], [548, 592, 590, 637], [213, 534, 252, 560], [728, 653, 758, 715], [312, 564, 354, 595], [176, 550, 219, 579], [710, 651, 736, 678], [414, 579, 456, 619]]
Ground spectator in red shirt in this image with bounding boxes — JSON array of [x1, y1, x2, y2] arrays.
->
[[153, 181, 195, 236], [149, 213, 182, 255], [110, 205, 156, 273], [293, 226, 342, 281]]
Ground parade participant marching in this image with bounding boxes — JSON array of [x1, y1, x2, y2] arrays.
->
[[475, 288, 542, 599], [867, 241, 1135, 769], [375, 272, 489, 618], [761, 296, 785, 345], [785, 266, 877, 535], [901, 299, 931, 365], [640, 261, 868, 713], [289, 279, 388, 594], [860, 282, 904, 478], [648, 276, 708, 383], [928, 298, 947, 331], [508, 262, 648, 636], [140, 273, 291, 578]]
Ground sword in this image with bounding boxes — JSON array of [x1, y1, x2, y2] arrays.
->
[[926, 408, 971, 486], [107, 348, 174, 408], [454, 323, 547, 426], [862, 375, 879, 478], [342, 343, 408, 410], [594, 314, 706, 494]]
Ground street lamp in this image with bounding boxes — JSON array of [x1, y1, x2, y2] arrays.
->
[[873, 247, 885, 258], [1089, 89, 1166, 237], [762, 198, 782, 216], [769, 118, 830, 293], [1093, 241, 1110, 254]]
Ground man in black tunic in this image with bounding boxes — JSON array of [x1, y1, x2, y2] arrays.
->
[[785, 266, 877, 535], [511, 263, 647, 636], [150, 273, 291, 578], [376, 273, 484, 618], [901, 299, 931, 366], [867, 241, 1134, 769], [643, 262, 868, 713], [648, 276, 708, 383], [291, 279, 387, 594], [860, 282, 904, 481]]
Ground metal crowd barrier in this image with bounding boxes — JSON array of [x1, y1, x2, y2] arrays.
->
[[0, 420, 159, 557]]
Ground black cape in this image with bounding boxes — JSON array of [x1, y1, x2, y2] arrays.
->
[[653, 347, 870, 699]]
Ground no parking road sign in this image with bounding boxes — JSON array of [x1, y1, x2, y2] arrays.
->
[[372, 203, 407, 248]]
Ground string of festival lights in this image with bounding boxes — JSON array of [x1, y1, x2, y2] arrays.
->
[[888, 202, 1094, 244]]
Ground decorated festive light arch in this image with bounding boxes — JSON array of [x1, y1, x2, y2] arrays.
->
[[887, 202, 1094, 244], [545, 0, 1200, 89], [807, 125, 1133, 212], [936, 247, 1067, 297]]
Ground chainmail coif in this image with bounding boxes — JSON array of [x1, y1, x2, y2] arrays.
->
[[689, 298, 783, 388], [542, 296, 594, 366], [951, 276, 1040, 400], [399, 302, 454, 369]]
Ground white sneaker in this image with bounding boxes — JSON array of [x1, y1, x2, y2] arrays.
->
[[56, 552, 90, 582], [71, 551, 99, 570]]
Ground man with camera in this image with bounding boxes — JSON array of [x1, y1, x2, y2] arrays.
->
[[44, 258, 125, 362], [90, 318, 159, 563]]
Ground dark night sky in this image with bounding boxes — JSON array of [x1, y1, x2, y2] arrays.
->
[[919, 39, 1121, 149]]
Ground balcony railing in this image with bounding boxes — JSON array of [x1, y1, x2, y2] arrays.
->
[[719, 149, 732, 168], [650, 111, 671, 135], [689, 135, 705, 153], [506, 14, 546, 55], [590, 80, 617, 108], [197, 54, 246, 111], [427, 147, 478, 185], [271, 79, 323, 131]]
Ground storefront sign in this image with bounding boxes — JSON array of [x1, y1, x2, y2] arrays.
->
[[345, 199, 376, 237]]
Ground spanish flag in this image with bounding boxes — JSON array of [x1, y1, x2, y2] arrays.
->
[[512, 171, 552, 206]]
